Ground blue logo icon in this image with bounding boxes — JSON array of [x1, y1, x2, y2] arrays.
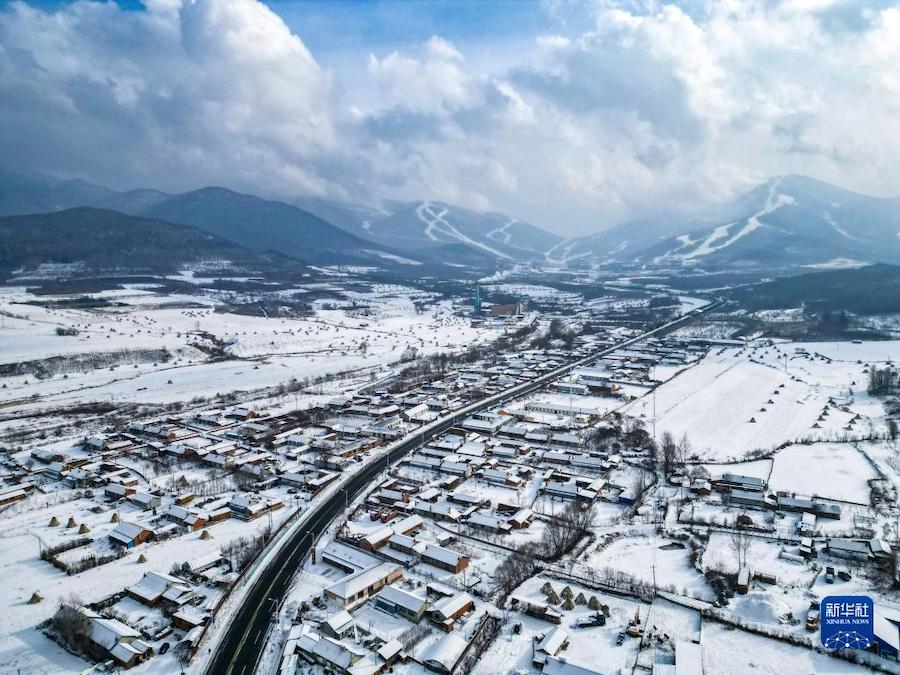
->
[[821, 595, 874, 650]]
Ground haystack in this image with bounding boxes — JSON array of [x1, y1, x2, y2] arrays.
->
[[111, 512, 120, 523], [199, 530, 212, 540], [561, 596, 575, 611], [546, 589, 561, 605], [28, 592, 42, 605], [560, 585, 573, 600], [78, 523, 90, 534], [587, 596, 601, 610], [48, 516, 60, 527], [65, 517, 77, 529], [575, 592, 587, 606], [137, 554, 147, 563]]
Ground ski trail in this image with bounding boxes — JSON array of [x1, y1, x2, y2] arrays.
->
[[486, 217, 517, 244], [415, 201, 513, 258], [544, 238, 591, 264], [682, 177, 793, 260], [824, 211, 857, 240]]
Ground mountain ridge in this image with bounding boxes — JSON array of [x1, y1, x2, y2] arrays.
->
[[0, 207, 266, 280]]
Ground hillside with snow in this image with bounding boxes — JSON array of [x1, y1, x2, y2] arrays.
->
[[634, 176, 900, 270], [328, 200, 564, 263], [549, 175, 900, 272]]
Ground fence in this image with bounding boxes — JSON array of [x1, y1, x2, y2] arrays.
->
[[454, 613, 501, 675]]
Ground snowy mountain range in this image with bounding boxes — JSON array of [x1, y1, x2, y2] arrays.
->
[[298, 198, 563, 262], [0, 170, 422, 267], [550, 175, 900, 271], [635, 176, 900, 270], [3, 168, 900, 273]]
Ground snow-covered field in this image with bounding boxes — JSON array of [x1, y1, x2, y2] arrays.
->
[[702, 621, 873, 674], [625, 340, 894, 461], [0, 283, 507, 409], [582, 535, 712, 600], [701, 533, 815, 585], [768, 442, 876, 504]]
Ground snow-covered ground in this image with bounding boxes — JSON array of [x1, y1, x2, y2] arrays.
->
[[0, 283, 508, 410], [582, 534, 712, 600], [626, 340, 894, 461], [702, 621, 874, 674], [768, 442, 876, 504]]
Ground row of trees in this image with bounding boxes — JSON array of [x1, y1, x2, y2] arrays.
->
[[220, 523, 273, 572], [659, 431, 695, 475], [493, 502, 596, 600], [868, 365, 898, 396], [387, 320, 541, 392], [529, 318, 578, 351]]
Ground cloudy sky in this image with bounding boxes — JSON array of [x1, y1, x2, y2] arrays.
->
[[1, 0, 900, 234]]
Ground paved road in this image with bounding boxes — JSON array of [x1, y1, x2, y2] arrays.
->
[[205, 300, 722, 675]]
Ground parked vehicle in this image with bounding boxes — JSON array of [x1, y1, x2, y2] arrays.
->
[[838, 570, 852, 581], [616, 631, 627, 645], [576, 612, 606, 628], [805, 601, 820, 632], [825, 566, 835, 583]]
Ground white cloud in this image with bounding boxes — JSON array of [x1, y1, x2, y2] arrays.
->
[[2, 0, 900, 234], [0, 0, 340, 198]]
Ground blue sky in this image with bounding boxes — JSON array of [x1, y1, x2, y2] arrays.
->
[[268, 0, 581, 106], [271, 0, 553, 55]]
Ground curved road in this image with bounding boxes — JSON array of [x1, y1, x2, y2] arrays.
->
[[205, 300, 722, 675]]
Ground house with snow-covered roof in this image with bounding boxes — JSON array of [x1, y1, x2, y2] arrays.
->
[[109, 521, 153, 548]]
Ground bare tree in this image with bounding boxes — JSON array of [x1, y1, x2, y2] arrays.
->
[[51, 594, 91, 652], [730, 524, 752, 570], [660, 431, 676, 475], [675, 433, 692, 472], [631, 472, 650, 505], [493, 547, 539, 600], [889, 438, 900, 473], [541, 502, 596, 559]]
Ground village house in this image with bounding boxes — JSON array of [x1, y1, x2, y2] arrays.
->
[[430, 591, 474, 631], [374, 585, 429, 623], [324, 563, 403, 609], [533, 627, 570, 667], [83, 610, 152, 668], [293, 624, 381, 675], [127, 571, 193, 607], [109, 521, 153, 548], [128, 491, 160, 510], [421, 543, 469, 574], [827, 538, 872, 562]]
